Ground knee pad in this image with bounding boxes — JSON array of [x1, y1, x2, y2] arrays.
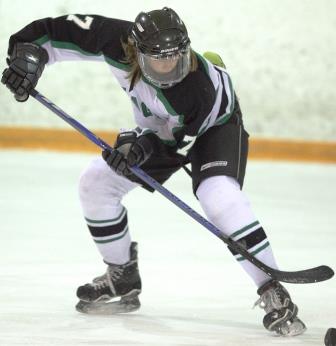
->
[[78, 157, 138, 205], [79, 158, 110, 201], [196, 175, 249, 224]]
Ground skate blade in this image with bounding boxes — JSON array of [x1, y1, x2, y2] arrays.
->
[[276, 318, 307, 337], [76, 291, 141, 315]]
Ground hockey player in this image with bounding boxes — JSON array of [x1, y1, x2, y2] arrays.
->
[[1, 7, 306, 336]]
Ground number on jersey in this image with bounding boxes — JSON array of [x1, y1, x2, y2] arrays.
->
[[67, 15, 93, 30]]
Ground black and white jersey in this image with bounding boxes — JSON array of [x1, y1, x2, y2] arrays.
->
[[8, 14, 236, 146]]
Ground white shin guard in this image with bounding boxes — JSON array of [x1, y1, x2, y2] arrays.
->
[[196, 175, 278, 287], [78, 157, 140, 265]]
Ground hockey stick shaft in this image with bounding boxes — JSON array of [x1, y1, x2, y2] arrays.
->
[[30, 89, 334, 284]]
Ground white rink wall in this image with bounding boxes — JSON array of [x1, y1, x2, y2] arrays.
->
[[1, 0, 336, 141]]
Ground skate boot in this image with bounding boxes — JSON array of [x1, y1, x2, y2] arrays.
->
[[76, 242, 141, 314], [254, 280, 306, 336]]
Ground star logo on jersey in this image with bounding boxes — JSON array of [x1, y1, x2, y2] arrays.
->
[[26, 54, 38, 63]]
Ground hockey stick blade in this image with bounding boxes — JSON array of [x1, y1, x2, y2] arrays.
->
[[225, 236, 334, 283], [134, 165, 334, 284], [30, 89, 334, 284]]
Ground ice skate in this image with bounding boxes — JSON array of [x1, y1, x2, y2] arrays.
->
[[76, 242, 141, 314], [254, 280, 306, 336]]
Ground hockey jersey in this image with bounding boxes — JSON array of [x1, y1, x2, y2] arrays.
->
[[7, 14, 236, 146]]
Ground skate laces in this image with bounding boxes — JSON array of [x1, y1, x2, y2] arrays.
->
[[107, 266, 124, 280], [90, 266, 124, 296], [106, 265, 126, 296], [91, 274, 110, 291], [254, 285, 288, 312], [92, 279, 109, 290]]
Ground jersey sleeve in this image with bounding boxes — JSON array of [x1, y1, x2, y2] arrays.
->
[[7, 14, 132, 66]]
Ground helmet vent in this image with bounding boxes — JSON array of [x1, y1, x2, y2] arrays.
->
[[136, 22, 144, 32]]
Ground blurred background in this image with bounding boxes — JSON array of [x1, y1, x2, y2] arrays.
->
[[1, 0, 336, 144]]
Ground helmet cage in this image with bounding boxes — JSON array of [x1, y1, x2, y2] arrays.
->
[[137, 44, 191, 89]]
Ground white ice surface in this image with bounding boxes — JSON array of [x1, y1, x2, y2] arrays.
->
[[1, 150, 336, 346]]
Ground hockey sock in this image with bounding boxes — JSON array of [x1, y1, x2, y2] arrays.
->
[[196, 175, 278, 287], [84, 205, 131, 265], [78, 157, 139, 265]]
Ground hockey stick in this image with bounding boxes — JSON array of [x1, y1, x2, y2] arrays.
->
[[30, 89, 334, 284]]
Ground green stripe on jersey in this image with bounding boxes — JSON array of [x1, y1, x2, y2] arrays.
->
[[141, 76, 185, 145], [34, 35, 49, 46], [104, 56, 130, 71], [215, 113, 232, 126], [33, 35, 130, 71], [141, 76, 182, 117], [215, 72, 235, 126]]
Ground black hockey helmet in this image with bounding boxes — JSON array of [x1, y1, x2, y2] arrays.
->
[[131, 7, 190, 56], [131, 7, 191, 88]]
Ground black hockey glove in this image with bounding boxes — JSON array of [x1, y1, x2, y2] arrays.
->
[[1, 42, 49, 102], [102, 131, 154, 176]]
